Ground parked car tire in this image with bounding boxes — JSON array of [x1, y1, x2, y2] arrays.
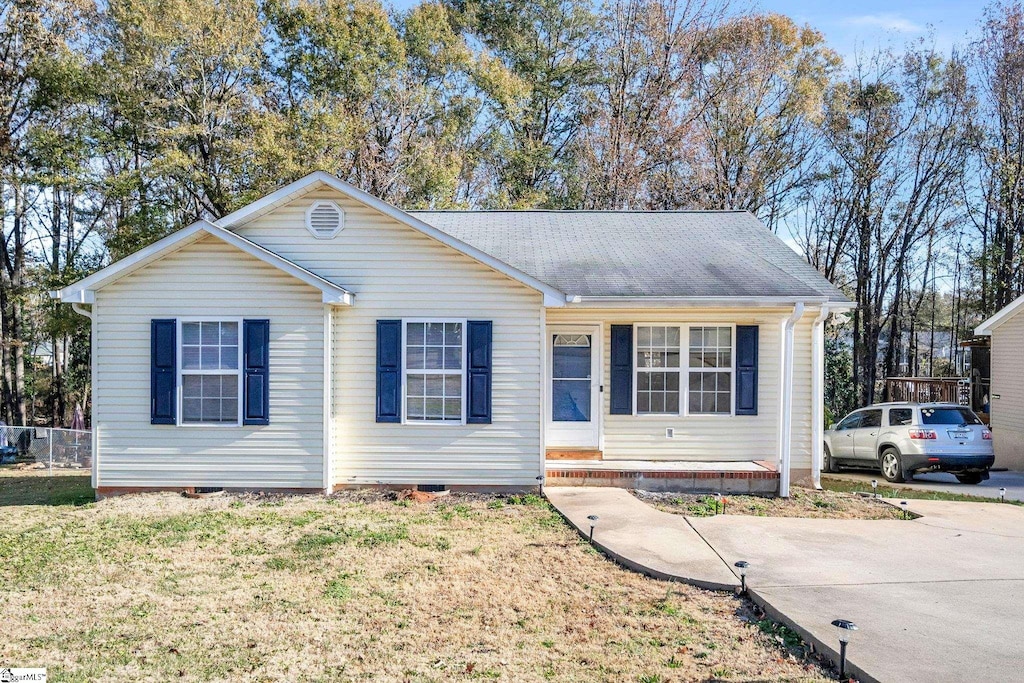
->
[[955, 472, 984, 485], [823, 445, 839, 473], [880, 448, 906, 483]]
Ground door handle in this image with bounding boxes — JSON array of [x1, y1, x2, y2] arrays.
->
[[870, 432, 877, 436]]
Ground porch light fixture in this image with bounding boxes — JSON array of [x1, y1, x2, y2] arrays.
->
[[586, 514, 599, 542], [734, 560, 749, 594], [999, 487, 1006, 503], [830, 619, 858, 680]]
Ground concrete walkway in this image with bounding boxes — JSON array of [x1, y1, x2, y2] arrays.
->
[[828, 469, 1024, 502], [546, 487, 1024, 683]]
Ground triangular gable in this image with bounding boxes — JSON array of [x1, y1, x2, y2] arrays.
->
[[215, 171, 567, 307], [55, 219, 353, 305], [976, 293, 1024, 335]]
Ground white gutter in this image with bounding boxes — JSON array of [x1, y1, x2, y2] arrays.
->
[[71, 302, 93, 320], [810, 305, 831, 490], [778, 302, 806, 498], [565, 295, 831, 309]]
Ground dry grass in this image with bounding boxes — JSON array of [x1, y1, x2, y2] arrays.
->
[[0, 471, 832, 682], [635, 487, 903, 520]]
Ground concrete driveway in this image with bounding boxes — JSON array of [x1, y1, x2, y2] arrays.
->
[[547, 487, 1024, 683], [828, 469, 1024, 502]]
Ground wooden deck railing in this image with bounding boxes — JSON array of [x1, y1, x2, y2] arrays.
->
[[884, 377, 969, 405]]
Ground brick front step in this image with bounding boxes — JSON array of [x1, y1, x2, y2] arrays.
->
[[544, 467, 779, 494]]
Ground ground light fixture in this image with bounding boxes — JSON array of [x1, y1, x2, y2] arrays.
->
[[830, 619, 858, 680], [871, 479, 878, 497], [900, 501, 909, 519], [1000, 487, 1006, 503], [586, 514, 599, 542], [734, 560, 749, 594]]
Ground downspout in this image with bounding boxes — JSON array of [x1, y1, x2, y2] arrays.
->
[[778, 303, 805, 498], [811, 305, 831, 490], [69, 301, 97, 491]]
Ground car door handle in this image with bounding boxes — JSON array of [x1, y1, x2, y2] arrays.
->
[[869, 432, 877, 436]]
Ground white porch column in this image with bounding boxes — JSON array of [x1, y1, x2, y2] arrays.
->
[[811, 306, 831, 489], [778, 303, 805, 498]]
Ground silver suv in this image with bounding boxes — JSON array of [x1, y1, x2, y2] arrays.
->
[[824, 403, 994, 484]]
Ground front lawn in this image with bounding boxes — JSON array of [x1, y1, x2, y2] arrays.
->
[[0, 473, 831, 681]]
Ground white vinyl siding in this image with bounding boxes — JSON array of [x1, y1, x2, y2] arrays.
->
[[236, 189, 543, 488], [93, 236, 325, 489], [990, 312, 1024, 470], [546, 308, 816, 476]]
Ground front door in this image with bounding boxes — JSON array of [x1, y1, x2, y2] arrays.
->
[[547, 327, 600, 449]]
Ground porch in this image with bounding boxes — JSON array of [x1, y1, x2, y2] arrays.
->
[[544, 459, 779, 494]]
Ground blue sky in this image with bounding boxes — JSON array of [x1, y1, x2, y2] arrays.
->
[[388, 1, 985, 60]]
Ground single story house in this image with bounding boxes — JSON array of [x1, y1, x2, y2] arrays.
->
[[976, 296, 1024, 470], [56, 172, 851, 497]]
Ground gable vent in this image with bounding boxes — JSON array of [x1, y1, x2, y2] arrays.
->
[[305, 200, 344, 239]]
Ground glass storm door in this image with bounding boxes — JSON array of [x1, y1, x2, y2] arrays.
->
[[547, 328, 600, 448]]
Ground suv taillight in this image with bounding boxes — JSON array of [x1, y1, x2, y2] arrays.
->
[[908, 429, 937, 440], [983, 430, 992, 440]]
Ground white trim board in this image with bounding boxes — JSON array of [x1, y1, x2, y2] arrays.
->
[[214, 171, 567, 307], [54, 220, 354, 306], [976, 293, 1024, 335]]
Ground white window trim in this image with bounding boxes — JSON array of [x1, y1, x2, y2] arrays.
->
[[631, 323, 737, 418], [400, 318, 468, 426], [176, 317, 244, 428], [632, 324, 683, 417]]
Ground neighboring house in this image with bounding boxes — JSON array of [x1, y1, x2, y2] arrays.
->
[[55, 172, 851, 498], [976, 296, 1024, 470]]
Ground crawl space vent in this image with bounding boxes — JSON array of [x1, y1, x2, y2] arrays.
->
[[305, 200, 345, 239]]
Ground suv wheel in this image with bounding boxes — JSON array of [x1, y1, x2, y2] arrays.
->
[[880, 448, 905, 483], [955, 472, 984, 485], [823, 445, 838, 473]]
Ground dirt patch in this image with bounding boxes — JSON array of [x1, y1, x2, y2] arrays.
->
[[0, 480, 835, 681], [635, 486, 903, 520]]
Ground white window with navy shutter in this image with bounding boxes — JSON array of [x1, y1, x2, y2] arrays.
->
[[375, 318, 493, 425], [150, 317, 271, 427]]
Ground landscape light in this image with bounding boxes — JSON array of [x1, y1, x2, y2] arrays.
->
[[586, 514, 599, 542], [900, 501, 908, 519], [999, 487, 1006, 503], [713, 492, 723, 515], [734, 560, 750, 594], [871, 480, 878, 497], [830, 619, 858, 680]]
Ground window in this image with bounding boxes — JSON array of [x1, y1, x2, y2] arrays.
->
[[889, 408, 913, 426], [404, 321, 464, 423], [635, 326, 681, 414], [920, 407, 982, 425], [836, 412, 863, 431], [687, 326, 733, 415], [180, 320, 240, 425], [860, 410, 882, 428]]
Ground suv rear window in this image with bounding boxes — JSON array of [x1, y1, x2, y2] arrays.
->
[[919, 407, 982, 425]]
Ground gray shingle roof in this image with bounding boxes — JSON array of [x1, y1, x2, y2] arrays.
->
[[408, 210, 849, 302]]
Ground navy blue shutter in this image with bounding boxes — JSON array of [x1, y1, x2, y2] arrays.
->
[[735, 325, 759, 415], [243, 319, 270, 425], [151, 319, 177, 424], [376, 320, 402, 423], [467, 321, 492, 424], [610, 325, 633, 415]]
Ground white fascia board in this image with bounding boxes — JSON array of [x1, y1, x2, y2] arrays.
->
[[57, 219, 353, 305], [976, 294, 1024, 335], [215, 171, 567, 306], [565, 295, 844, 309]]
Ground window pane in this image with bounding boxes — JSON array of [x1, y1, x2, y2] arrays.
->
[[407, 323, 425, 345], [221, 345, 238, 370], [552, 379, 591, 421], [182, 322, 201, 345], [407, 397, 424, 419], [444, 374, 461, 396], [443, 399, 461, 419], [183, 398, 202, 421], [425, 346, 443, 369], [407, 346, 424, 370], [426, 322, 444, 344], [181, 372, 238, 424], [443, 346, 461, 370], [637, 393, 650, 413], [201, 346, 219, 369], [445, 323, 461, 345], [201, 321, 219, 345], [688, 370, 732, 415]]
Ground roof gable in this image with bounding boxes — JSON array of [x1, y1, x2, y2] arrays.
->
[[56, 220, 352, 305], [976, 293, 1024, 335], [215, 171, 567, 306]]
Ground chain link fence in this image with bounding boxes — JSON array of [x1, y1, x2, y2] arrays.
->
[[0, 426, 92, 474]]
